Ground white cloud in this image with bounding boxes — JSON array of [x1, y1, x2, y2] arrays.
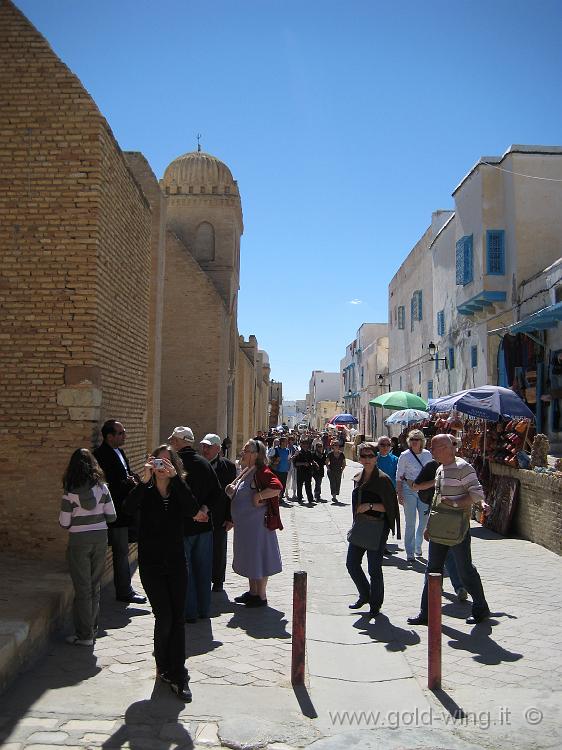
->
[[348, 299, 362, 305]]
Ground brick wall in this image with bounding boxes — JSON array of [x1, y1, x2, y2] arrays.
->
[[0, 0, 152, 559], [490, 463, 562, 556], [160, 232, 230, 444], [124, 152, 166, 449]]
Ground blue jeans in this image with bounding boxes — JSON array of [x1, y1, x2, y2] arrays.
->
[[402, 483, 429, 558], [346, 524, 390, 613], [419, 530, 489, 618], [445, 549, 464, 592], [184, 531, 213, 619]]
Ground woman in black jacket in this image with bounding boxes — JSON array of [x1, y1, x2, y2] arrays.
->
[[123, 445, 200, 702], [347, 442, 400, 619]]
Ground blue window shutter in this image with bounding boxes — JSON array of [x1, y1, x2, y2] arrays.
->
[[437, 310, 444, 336], [471, 345, 478, 368], [398, 306, 405, 329], [457, 235, 473, 285], [435, 356, 439, 372], [464, 235, 473, 284], [417, 290, 423, 321], [456, 239, 464, 284], [399, 375, 402, 390], [427, 380, 433, 400], [487, 230, 505, 275], [448, 347, 455, 369]]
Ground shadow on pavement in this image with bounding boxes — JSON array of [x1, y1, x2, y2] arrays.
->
[[185, 618, 223, 657], [442, 621, 523, 665], [352, 613, 421, 651], [96, 582, 152, 639], [293, 684, 318, 718], [469, 526, 508, 541], [382, 554, 426, 573], [226, 605, 290, 639], [431, 686, 469, 719], [101, 693, 193, 749], [0, 642, 101, 746], [0, 579, 152, 746]]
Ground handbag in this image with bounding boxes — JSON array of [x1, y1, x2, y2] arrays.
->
[[426, 504, 466, 546], [413, 459, 439, 505], [269, 449, 281, 468], [264, 495, 283, 531], [347, 513, 385, 550], [347, 486, 385, 550], [255, 468, 283, 531]]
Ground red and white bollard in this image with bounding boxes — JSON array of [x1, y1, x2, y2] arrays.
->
[[428, 572, 442, 690], [291, 570, 307, 685]]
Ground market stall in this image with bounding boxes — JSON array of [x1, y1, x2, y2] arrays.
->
[[426, 386, 537, 535]]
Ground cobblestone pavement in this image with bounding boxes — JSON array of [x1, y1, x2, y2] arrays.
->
[[0, 462, 561, 749]]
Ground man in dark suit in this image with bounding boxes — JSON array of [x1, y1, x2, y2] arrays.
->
[[94, 419, 146, 604], [199, 433, 237, 593]]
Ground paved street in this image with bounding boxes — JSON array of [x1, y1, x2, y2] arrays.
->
[[1, 461, 561, 749]]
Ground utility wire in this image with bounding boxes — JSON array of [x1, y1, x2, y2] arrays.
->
[[482, 161, 562, 182]]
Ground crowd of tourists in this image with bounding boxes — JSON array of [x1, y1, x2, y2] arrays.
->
[[58, 421, 492, 704]]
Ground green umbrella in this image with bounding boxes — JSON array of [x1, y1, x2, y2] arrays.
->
[[369, 391, 428, 410]]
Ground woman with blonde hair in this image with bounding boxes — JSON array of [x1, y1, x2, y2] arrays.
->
[[227, 439, 283, 606], [396, 429, 433, 564]]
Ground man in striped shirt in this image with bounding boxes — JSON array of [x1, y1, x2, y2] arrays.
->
[[407, 433, 492, 626]]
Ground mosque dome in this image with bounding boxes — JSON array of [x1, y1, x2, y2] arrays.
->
[[162, 150, 239, 196]]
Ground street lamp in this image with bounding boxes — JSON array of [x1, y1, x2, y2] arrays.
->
[[427, 341, 448, 369], [377, 374, 391, 392]]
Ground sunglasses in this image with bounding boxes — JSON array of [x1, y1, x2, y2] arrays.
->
[[409, 438, 422, 442], [378, 443, 391, 447], [359, 453, 376, 458]]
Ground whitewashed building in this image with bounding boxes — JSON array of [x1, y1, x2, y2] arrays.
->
[[341, 323, 389, 437], [389, 145, 562, 434]]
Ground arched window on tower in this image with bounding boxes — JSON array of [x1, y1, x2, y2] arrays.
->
[[194, 222, 215, 262]]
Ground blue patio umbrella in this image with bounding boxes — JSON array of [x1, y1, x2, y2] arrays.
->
[[428, 385, 534, 422], [330, 413, 359, 425]]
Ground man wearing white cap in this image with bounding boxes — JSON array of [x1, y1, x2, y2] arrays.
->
[[199, 434, 237, 592], [168, 426, 222, 622]]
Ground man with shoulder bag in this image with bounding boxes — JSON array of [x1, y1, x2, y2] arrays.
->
[[407, 434, 492, 627]]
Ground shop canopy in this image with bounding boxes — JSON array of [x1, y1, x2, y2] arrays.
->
[[507, 301, 562, 334], [370, 391, 428, 410], [428, 385, 534, 422]]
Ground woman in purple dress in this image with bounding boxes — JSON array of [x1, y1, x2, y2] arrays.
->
[[227, 439, 283, 607]]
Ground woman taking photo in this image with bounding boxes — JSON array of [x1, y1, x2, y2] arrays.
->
[[59, 449, 117, 646], [227, 439, 283, 607], [346, 442, 400, 618], [123, 445, 201, 702], [396, 429, 433, 564]]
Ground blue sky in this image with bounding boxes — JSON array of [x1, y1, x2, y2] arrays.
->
[[16, 0, 562, 399]]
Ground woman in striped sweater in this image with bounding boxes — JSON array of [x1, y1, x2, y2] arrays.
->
[[59, 449, 117, 646]]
